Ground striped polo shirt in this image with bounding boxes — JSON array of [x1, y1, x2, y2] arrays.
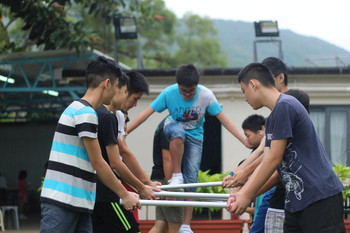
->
[[41, 99, 98, 213]]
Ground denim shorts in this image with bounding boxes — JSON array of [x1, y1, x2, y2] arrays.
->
[[40, 201, 92, 233], [163, 121, 203, 192]]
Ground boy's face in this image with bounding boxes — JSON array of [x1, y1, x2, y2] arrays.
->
[[240, 81, 262, 110], [103, 78, 119, 105], [122, 92, 143, 111], [110, 85, 128, 111], [244, 129, 263, 149], [178, 84, 197, 101]]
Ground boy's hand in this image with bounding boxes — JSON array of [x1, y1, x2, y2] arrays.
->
[[226, 190, 251, 216], [222, 175, 234, 188], [120, 192, 141, 210], [147, 180, 162, 188], [231, 169, 249, 187], [139, 185, 159, 200]]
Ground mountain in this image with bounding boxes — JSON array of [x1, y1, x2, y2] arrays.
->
[[213, 19, 350, 67]]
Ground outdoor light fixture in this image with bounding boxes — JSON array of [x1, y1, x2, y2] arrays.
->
[[42, 90, 59, 97], [254, 20, 279, 37], [113, 16, 138, 40], [0, 74, 15, 84], [113, 15, 144, 69]]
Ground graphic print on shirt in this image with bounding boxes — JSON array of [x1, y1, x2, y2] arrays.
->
[[173, 104, 203, 129], [280, 143, 304, 205]]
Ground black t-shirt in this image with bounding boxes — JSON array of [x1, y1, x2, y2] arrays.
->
[[95, 105, 120, 202], [269, 183, 285, 209], [150, 118, 169, 180]]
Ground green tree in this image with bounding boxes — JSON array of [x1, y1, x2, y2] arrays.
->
[[172, 13, 227, 68], [0, 0, 141, 53], [0, 0, 227, 68]]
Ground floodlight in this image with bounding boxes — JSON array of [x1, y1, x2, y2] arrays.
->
[[113, 16, 138, 40], [254, 21, 279, 37]]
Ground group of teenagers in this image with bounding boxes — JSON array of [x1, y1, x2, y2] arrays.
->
[[39, 55, 345, 233]]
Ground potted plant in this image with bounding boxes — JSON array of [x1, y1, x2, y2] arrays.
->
[[333, 164, 350, 232]]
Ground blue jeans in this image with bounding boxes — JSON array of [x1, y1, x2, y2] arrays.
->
[[164, 121, 203, 192], [250, 187, 276, 233], [40, 202, 92, 233]]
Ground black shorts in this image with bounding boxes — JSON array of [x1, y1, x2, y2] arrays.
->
[[284, 192, 345, 233], [92, 202, 139, 233]]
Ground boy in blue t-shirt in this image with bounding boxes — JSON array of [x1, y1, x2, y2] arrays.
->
[[227, 63, 344, 232], [127, 64, 247, 233]]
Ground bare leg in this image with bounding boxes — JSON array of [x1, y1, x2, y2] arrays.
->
[[168, 222, 182, 233], [169, 138, 184, 174], [183, 206, 193, 225], [149, 220, 168, 233]]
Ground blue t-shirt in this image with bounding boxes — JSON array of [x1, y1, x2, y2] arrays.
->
[[150, 84, 222, 140], [265, 94, 343, 213]]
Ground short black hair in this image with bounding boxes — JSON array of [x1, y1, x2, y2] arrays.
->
[[125, 71, 149, 95], [238, 63, 275, 87], [242, 114, 265, 133], [261, 57, 288, 86], [285, 89, 310, 113], [176, 64, 200, 86], [85, 56, 121, 88], [117, 72, 129, 89]]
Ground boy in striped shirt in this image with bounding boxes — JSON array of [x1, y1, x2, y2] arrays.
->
[[40, 56, 140, 233]]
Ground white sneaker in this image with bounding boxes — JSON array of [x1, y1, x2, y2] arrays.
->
[[168, 175, 184, 185], [179, 225, 193, 233]]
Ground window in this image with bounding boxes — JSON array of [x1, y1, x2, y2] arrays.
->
[[310, 106, 350, 165]]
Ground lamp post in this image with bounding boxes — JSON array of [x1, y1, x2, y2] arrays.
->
[[113, 16, 144, 69], [253, 20, 283, 62]]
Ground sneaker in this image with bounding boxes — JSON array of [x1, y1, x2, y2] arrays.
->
[[179, 225, 193, 233], [168, 175, 184, 185]]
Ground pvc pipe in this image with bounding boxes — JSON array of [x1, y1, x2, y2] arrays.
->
[[120, 199, 228, 208], [154, 191, 229, 200], [158, 181, 222, 190]]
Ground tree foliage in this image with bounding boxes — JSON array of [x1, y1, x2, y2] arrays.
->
[[0, 0, 140, 53], [0, 0, 227, 68]]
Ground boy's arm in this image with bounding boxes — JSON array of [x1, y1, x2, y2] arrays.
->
[[118, 137, 160, 188], [127, 106, 155, 134], [227, 139, 286, 215], [235, 137, 265, 171], [82, 137, 140, 210], [215, 111, 249, 148], [223, 139, 265, 188], [223, 155, 263, 188], [255, 171, 280, 197], [106, 143, 158, 199]]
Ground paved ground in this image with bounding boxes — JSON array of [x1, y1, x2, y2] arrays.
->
[[2, 212, 40, 233]]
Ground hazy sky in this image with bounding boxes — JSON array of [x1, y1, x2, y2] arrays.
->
[[163, 0, 350, 52]]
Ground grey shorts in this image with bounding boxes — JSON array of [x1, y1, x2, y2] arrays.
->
[[154, 179, 184, 223]]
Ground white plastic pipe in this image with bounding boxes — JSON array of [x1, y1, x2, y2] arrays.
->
[[158, 181, 222, 190], [120, 199, 228, 208], [154, 191, 229, 200]]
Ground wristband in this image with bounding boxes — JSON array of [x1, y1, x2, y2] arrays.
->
[[229, 171, 234, 176]]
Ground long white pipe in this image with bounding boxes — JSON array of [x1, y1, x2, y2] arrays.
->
[[154, 191, 229, 200], [120, 199, 228, 208], [158, 181, 222, 190]]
